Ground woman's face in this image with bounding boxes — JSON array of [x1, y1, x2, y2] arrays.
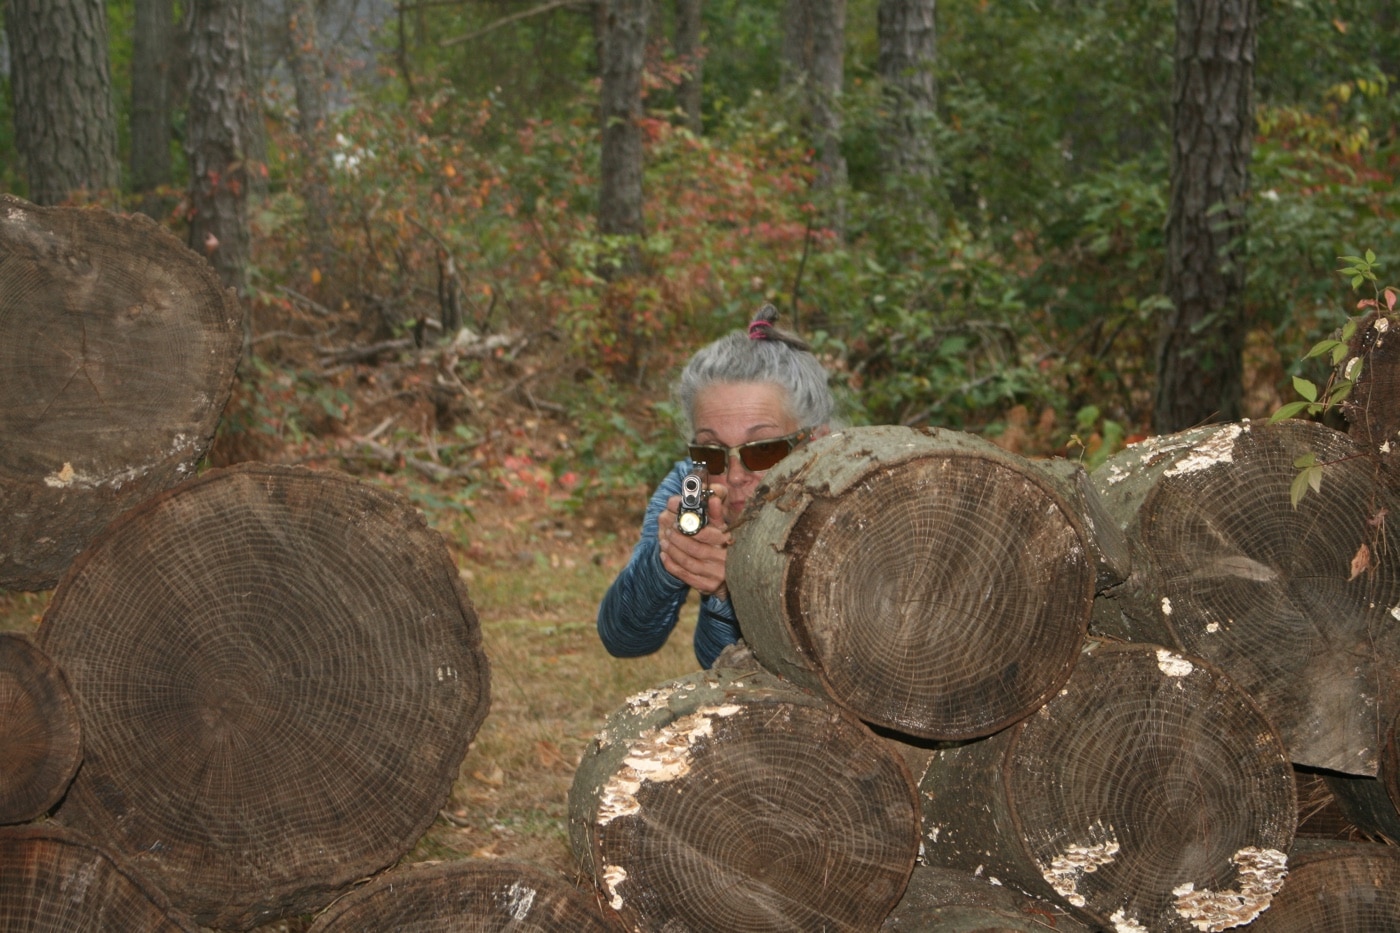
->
[[691, 381, 801, 523]]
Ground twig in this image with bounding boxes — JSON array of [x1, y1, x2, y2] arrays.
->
[[276, 285, 333, 317], [439, 0, 591, 47], [789, 213, 816, 331], [319, 337, 415, 365]]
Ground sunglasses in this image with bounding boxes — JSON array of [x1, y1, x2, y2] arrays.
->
[[688, 429, 813, 475]]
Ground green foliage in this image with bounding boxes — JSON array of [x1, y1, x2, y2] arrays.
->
[[1270, 250, 1396, 506]]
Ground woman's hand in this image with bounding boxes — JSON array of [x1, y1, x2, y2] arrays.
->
[[659, 482, 732, 600]]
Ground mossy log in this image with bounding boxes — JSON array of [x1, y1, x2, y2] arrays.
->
[[1242, 838, 1400, 930], [306, 859, 623, 932], [920, 639, 1296, 933], [0, 824, 197, 931], [880, 864, 1093, 931], [0, 632, 81, 825], [39, 463, 490, 931], [569, 667, 919, 932], [728, 424, 1099, 740], [1090, 419, 1400, 775], [0, 195, 244, 591]]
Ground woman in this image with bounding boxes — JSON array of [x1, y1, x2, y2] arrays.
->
[[597, 306, 838, 667]]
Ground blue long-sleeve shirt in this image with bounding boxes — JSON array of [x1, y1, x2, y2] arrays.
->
[[597, 461, 741, 668]]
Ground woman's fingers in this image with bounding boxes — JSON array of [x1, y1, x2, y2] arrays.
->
[[659, 517, 730, 595]]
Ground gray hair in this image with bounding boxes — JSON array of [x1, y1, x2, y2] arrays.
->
[[673, 306, 837, 436]]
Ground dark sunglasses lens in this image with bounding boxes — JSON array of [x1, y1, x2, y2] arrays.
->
[[739, 438, 793, 472], [689, 446, 726, 474]]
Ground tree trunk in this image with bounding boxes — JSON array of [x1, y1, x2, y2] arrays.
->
[[130, 0, 176, 203], [0, 825, 197, 931], [1090, 420, 1400, 776], [186, 0, 253, 301], [597, 0, 648, 276], [877, 0, 937, 182], [779, 0, 810, 91], [568, 667, 919, 932], [5, 0, 120, 205], [809, 0, 847, 231], [1241, 839, 1400, 931], [674, 0, 704, 133], [287, 0, 333, 276], [305, 859, 621, 931], [728, 425, 1096, 740], [1154, 0, 1256, 432], [40, 463, 490, 931], [883, 864, 1094, 932], [921, 640, 1295, 932], [0, 633, 81, 825], [0, 196, 245, 592]]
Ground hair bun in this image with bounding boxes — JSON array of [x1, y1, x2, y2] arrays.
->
[[747, 303, 779, 340]]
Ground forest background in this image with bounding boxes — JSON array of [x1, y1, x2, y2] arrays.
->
[[2, 0, 1399, 911]]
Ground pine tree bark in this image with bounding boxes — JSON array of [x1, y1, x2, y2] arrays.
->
[[674, 0, 704, 134], [809, 0, 847, 229], [287, 0, 333, 275], [186, 0, 253, 302], [5, 0, 120, 205], [597, 0, 648, 276], [877, 0, 937, 182], [1155, 0, 1256, 432], [130, 0, 176, 200]]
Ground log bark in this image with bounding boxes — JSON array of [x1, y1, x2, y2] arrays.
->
[[306, 859, 623, 932], [0, 824, 197, 931], [1322, 710, 1400, 844], [1090, 419, 1400, 775], [0, 633, 81, 825], [569, 667, 919, 932], [1241, 838, 1400, 930], [921, 639, 1296, 933], [0, 196, 245, 591], [39, 463, 490, 931], [728, 425, 1095, 739], [1341, 307, 1400, 479], [881, 864, 1093, 931]]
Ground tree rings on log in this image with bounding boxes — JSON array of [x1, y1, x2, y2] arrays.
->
[[920, 640, 1296, 932], [729, 424, 1094, 740], [0, 195, 245, 591], [1243, 838, 1400, 930], [569, 667, 920, 932], [0, 824, 197, 931], [0, 633, 81, 824], [1090, 419, 1400, 776], [307, 859, 621, 932], [37, 463, 490, 931], [880, 864, 1094, 931]]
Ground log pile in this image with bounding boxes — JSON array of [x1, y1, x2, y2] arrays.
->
[[6, 197, 1400, 929]]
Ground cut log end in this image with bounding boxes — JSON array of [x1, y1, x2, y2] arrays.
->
[[0, 633, 82, 825], [733, 426, 1094, 740], [571, 668, 920, 932], [306, 859, 621, 932]]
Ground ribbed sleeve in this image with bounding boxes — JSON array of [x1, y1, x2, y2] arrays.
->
[[596, 461, 741, 668]]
